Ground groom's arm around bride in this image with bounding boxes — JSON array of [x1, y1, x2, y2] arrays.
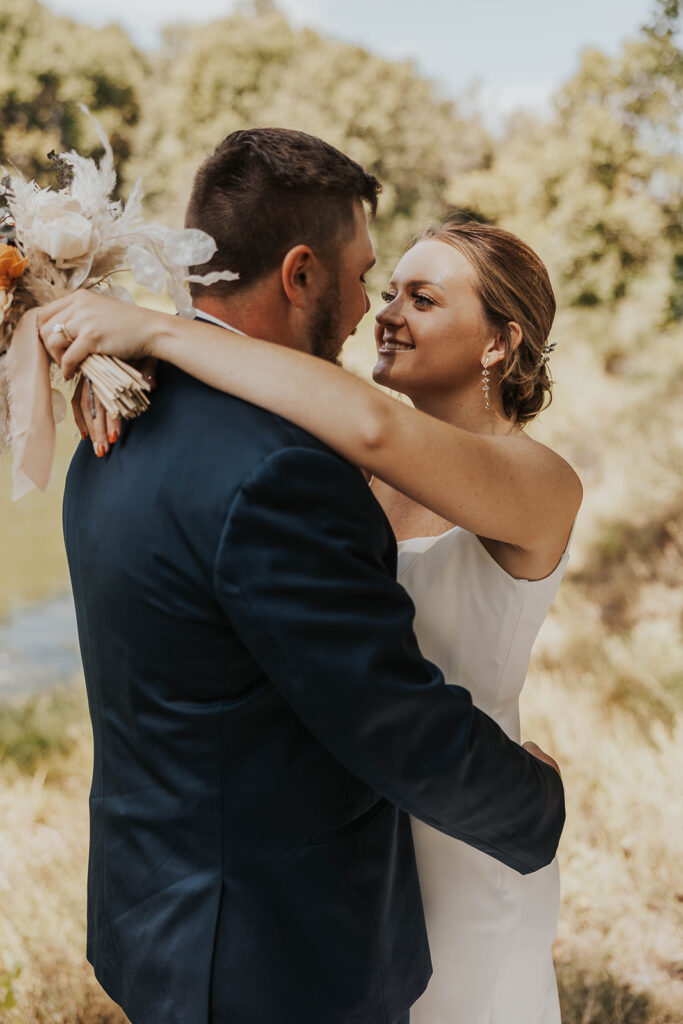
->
[[216, 441, 564, 871]]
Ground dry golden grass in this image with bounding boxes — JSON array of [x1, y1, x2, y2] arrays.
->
[[1, 671, 680, 1023], [524, 675, 683, 1022], [0, 687, 127, 1024]]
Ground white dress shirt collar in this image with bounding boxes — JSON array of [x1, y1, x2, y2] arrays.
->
[[190, 307, 247, 336]]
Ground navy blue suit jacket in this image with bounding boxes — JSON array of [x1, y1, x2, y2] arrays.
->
[[63, 359, 564, 1024]]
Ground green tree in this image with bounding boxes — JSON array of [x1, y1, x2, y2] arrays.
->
[[447, 0, 682, 311], [0, 0, 147, 188], [130, 7, 490, 276]]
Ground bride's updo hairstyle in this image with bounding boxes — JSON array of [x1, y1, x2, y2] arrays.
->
[[418, 219, 556, 424]]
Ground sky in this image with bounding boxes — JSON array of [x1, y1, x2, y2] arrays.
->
[[44, 0, 657, 120]]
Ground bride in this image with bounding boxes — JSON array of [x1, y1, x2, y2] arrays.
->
[[39, 217, 581, 1023]]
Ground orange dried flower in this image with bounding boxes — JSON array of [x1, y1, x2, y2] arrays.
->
[[0, 243, 27, 289]]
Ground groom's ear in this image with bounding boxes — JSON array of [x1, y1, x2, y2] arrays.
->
[[281, 245, 325, 309]]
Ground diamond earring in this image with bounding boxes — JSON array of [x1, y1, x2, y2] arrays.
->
[[482, 357, 490, 409]]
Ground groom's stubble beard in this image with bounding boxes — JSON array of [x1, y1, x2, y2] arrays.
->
[[308, 276, 345, 366]]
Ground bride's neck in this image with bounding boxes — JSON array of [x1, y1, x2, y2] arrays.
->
[[410, 384, 516, 437]]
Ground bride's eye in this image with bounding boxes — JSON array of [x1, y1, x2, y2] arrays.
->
[[380, 290, 396, 303], [414, 293, 435, 308]]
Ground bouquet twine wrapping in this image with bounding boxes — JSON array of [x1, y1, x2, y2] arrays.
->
[[80, 353, 152, 419]]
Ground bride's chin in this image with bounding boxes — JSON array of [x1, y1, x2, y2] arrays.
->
[[371, 361, 408, 392]]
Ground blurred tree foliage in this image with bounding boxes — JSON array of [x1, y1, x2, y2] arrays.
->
[[447, 0, 682, 314], [128, 8, 490, 276], [0, 0, 680, 304], [0, 0, 146, 187]]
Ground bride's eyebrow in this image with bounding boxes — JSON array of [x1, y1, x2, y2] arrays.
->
[[390, 278, 444, 290]]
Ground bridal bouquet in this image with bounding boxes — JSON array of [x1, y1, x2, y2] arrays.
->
[[0, 106, 237, 498]]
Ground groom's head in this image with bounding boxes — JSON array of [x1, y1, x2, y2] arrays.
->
[[185, 128, 380, 362]]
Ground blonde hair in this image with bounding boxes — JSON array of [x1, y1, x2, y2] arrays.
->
[[417, 219, 556, 423]]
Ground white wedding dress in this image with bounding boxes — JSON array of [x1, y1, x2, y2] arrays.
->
[[397, 525, 570, 1024]]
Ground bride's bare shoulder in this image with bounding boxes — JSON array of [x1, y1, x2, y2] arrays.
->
[[485, 431, 582, 578], [513, 430, 583, 510]]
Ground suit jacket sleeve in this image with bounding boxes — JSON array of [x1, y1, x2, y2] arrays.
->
[[214, 446, 565, 874]]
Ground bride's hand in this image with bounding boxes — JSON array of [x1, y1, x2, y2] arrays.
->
[[36, 289, 169, 379], [523, 741, 561, 779], [70, 359, 158, 457], [36, 290, 164, 456]]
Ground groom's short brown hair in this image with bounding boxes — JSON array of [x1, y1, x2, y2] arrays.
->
[[185, 127, 381, 297]]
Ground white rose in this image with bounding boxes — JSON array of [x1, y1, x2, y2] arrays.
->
[[34, 193, 84, 217], [30, 209, 94, 261]]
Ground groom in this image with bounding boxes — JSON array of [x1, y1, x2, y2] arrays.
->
[[60, 129, 564, 1024]]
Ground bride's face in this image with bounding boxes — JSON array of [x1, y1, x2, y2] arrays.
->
[[372, 239, 491, 400]]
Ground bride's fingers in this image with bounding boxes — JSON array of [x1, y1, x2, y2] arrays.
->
[[38, 301, 104, 377], [71, 380, 89, 441], [74, 365, 121, 446], [61, 334, 96, 380], [35, 295, 78, 337], [36, 289, 99, 337], [76, 381, 96, 446], [39, 312, 77, 366], [106, 408, 122, 445], [80, 379, 110, 457], [523, 741, 561, 779], [39, 312, 95, 376]]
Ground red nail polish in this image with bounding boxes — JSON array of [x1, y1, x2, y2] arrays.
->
[[96, 443, 105, 458], [109, 431, 118, 444], [81, 430, 88, 441]]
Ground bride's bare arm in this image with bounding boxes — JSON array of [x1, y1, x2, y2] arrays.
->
[[156, 324, 581, 553], [38, 291, 582, 556]]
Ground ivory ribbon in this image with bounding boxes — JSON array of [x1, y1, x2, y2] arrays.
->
[[7, 309, 57, 500]]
